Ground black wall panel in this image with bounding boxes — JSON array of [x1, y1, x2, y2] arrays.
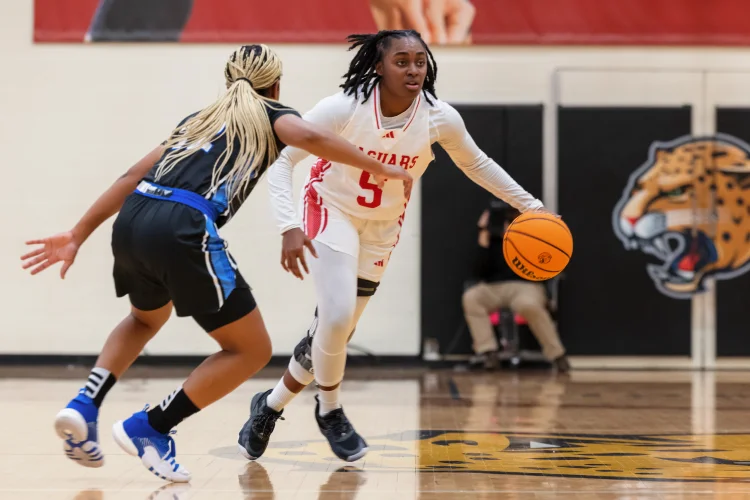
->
[[715, 109, 750, 357], [421, 105, 543, 355], [557, 107, 692, 356]]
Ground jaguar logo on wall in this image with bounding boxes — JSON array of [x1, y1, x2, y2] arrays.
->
[[612, 134, 750, 299]]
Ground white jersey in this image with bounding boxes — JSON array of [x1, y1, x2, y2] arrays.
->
[[305, 86, 432, 221], [268, 86, 544, 233]]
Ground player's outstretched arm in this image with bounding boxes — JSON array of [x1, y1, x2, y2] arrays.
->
[[21, 145, 164, 278], [273, 114, 412, 188], [436, 104, 556, 215]]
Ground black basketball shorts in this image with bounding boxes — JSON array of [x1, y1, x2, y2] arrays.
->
[[111, 194, 256, 332]]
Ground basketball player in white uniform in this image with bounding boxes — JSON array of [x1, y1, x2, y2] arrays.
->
[[238, 30, 552, 462]]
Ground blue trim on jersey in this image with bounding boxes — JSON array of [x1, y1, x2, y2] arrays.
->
[[204, 218, 236, 300], [134, 181, 236, 301], [134, 181, 220, 222], [209, 182, 230, 217]]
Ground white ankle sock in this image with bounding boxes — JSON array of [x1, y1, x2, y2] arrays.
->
[[318, 387, 341, 416], [266, 379, 297, 412]]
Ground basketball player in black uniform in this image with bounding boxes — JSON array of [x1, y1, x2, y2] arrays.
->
[[20, 44, 412, 483]]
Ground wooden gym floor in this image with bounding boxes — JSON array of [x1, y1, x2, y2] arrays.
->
[[5, 366, 750, 499]]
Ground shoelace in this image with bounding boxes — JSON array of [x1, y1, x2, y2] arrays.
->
[[252, 412, 284, 439], [325, 410, 352, 438]]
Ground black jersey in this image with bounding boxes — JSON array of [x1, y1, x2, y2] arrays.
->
[[143, 100, 300, 228]]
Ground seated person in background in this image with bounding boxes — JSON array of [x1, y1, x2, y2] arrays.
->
[[462, 201, 570, 372]]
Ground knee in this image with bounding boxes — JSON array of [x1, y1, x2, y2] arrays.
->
[[237, 329, 272, 368], [130, 303, 172, 333], [512, 298, 546, 317], [316, 317, 355, 356], [253, 334, 273, 366], [321, 301, 357, 338], [217, 319, 272, 364], [462, 285, 484, 313], [324, 315, 355, 344]]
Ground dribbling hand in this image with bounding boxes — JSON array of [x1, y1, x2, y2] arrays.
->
[[281, 227, 318, 280], [21, 231, 80, 279], [533, 206, 562, 219]]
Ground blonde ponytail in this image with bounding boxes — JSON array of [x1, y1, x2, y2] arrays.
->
[[155, 45, 284, 199]]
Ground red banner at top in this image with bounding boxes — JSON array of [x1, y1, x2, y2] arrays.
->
[[34, 0, 750, 46]]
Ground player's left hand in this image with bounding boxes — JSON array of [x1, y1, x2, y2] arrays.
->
[[533, 206, 562, 218], [21, 231, 80, 279]]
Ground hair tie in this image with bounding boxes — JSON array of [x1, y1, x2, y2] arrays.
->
[[236, 77, 253, 86]]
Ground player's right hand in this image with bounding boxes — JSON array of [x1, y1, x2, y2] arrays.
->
[[281, 227, 318, 280], [21, 231, 80, 279]]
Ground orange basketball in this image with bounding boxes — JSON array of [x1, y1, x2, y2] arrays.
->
[[503, 212, 573, 281]]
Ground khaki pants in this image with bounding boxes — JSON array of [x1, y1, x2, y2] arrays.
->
[[462, 281, 565, 361]]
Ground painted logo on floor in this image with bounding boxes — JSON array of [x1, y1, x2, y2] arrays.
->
[[262, 431, 750, 481], [612, 134, 750, 299]]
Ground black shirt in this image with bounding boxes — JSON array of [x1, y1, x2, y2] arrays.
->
[[473, 232, 526, 283], [144, 100, 300, 228]]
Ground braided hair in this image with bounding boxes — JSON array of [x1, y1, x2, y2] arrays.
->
[[156, 45, 283, 200], [340, 30, 438, 105]]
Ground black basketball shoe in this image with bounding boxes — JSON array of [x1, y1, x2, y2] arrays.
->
[[314, 395, 368, 462], [237, 389, 284, 460]]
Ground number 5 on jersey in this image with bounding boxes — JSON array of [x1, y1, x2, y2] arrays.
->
[[357, 171, 383, 208]]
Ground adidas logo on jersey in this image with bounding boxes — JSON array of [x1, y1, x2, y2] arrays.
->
[[382, 131, 396, 139]]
